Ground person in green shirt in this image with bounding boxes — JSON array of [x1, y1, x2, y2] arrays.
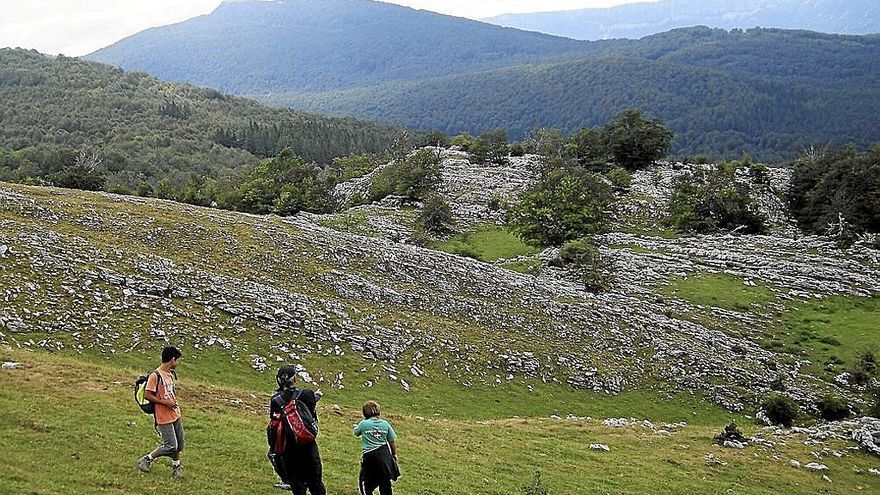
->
[[353, 401, 400, 495]]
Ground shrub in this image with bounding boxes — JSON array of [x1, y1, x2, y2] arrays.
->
[[789, 145, 880, 236], [450, 132, 476, 151], [330, 153, 385, 182], [570, 126, 607, 167], [417, 131, 449, 148], [667, 167, 766, 234], [512, 168, 613, 247], [487, 193, 504, 212], [368, 148, 441, 202], [553, 237, 615, 292], [693, 154, 712, 165], [509, 143, 526, 157], [52, 163, 106, 191], [748, 162, 770, 185], [469, 129, 509, 166], [606, 167, 632, 191], [849, 350, 877, 386], [713, 422, 746, 445], [816, 395, 850, 421], [531, 128, 567, 164], [522, 470, 549, 495], [221, 149, 333, 215], [419, 194, 454, 234], [760, 394, 800, 427]]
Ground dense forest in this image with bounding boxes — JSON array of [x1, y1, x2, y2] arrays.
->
[[0, 49, 404, 192], [270, 28, 880, 161], [83, 0, 880, 161]]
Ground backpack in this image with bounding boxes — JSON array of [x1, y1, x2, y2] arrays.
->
[[267, 390, 318, 453], [134, 371, 162, 415]]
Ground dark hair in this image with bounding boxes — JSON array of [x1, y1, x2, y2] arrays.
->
[[276, 365, 297, 391], [363, 400, 380, 419], [161, 346, 182, 363]]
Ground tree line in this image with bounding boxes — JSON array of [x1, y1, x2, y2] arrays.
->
[[0, 49, 404, 194]]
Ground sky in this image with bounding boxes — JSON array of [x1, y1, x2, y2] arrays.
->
[[0, 0, 653, 57]]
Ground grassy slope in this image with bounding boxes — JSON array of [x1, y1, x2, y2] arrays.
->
[[2, 184, 880, 493], [3, 348, 879, 495], [433, 227, 540, 263], [662, 274, 880, 381]]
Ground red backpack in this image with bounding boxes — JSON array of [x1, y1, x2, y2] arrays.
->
[[267, 390, 318, 453]]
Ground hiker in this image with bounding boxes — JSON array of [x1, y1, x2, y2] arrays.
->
[[354, 401, 400, 495], [270, 365, 326, 495], [137, 346, 184, 479]]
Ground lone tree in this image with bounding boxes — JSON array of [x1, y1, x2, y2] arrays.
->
[[667, 166, 766, 234], [601, 108, 673, 170], [512, 167, 613, 247]]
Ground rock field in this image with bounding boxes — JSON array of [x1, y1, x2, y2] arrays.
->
[[1, 150, 878, 415]]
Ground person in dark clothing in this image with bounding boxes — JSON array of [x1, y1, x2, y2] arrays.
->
[[354, 401, 400, 495], [267, 449, 290, 490], [270, 365, 326, 495]]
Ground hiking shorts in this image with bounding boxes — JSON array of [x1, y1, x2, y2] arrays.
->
[[155, 418, 185, 457]]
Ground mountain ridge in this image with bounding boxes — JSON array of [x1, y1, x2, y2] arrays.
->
[[258, 28, 880, 161], [86, 0, 613, 94], [82, 0, 880, 161], [484, 0, 880, 40]]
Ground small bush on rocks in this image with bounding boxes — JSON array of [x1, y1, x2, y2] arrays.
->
[[713, 422, 746, 445], [816, 395, 850, 421], [850, 350, 877, 386], [867, 387, 880, 418], [605, 167, 632, 191], [760, 394, 800, 427]]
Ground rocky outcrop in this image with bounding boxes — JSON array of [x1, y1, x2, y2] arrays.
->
[[1, 151, 877, 411]]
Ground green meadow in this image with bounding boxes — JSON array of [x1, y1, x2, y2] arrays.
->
[[3, 347, 879, 495]]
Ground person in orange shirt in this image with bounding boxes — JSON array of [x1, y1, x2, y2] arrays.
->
[[137, 346, 184, 479]]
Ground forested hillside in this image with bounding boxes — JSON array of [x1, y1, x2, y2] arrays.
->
[[484, 0, 880, 41], [83, 0, 880, 162], [0, 49, 403, 192], [85, 0, 617, 93], [263, 28, 880, 161]]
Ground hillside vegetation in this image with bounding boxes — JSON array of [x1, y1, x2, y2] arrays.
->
[[2, 139, 880, 491], [266, 28, 880, 161], [0, 49, 403, 192], [83, 0, 880, 161]]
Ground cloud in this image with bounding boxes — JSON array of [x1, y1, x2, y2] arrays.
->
[[0, 0, 222, 56]]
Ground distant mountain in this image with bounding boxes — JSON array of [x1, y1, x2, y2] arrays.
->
[[484, 0, 880, 40], [82, 0, 880, 161], [258, 28, 880, 161], [0, 49, 402, 191], [86, 0, 620, 94]]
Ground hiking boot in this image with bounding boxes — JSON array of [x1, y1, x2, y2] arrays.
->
[[137, 456, 152, 473], [171, 464, 183, 479]]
